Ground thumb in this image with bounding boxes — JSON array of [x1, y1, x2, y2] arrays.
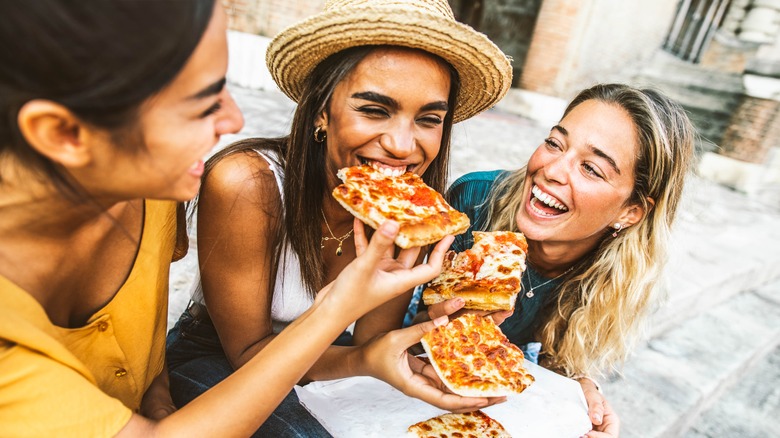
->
[[395, 315, 449, 348], [358, 220, 399, 266]]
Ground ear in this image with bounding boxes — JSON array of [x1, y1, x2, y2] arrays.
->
[[616, 196, 654, 228], [16, 100, 95, 168], [315, 111, 328, 130]]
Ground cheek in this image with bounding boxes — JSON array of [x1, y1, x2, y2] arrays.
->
[[419, 129, 443, 162], [526, 146, 547, 172]]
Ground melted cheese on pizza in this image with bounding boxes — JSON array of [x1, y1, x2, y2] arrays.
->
[[430, 231, 527, 294], [421, 313, 534, 397], [332, 165, 470, 248], [407, 410, 511, 438]]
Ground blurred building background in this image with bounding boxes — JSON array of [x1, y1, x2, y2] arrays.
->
[[221, 0, 780, 205]]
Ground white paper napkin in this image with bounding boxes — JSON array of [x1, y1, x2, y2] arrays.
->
[[295, 359, 592, 437]]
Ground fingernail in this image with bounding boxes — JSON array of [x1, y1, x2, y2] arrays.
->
[[380, 220, 399, 236], [433, 315, 448, 327], [594, 413, 602, 422], [454, 297, 465, 307]]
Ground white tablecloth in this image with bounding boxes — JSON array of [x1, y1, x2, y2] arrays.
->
[[295, 360, 592, 437]]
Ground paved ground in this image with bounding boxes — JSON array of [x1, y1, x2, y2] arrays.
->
[[168, 84, 780, 437]]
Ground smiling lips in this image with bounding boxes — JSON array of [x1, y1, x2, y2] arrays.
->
[[360, 158, 411, 177], [530, 184, 568, 217]]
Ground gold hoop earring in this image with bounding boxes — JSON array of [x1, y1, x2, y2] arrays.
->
[[314, 126, 326, 143]]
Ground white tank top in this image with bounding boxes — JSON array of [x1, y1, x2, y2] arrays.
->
[[190, 149, 312, 333]]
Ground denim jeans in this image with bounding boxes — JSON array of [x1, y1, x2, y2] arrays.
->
[[166, 310, 333, 438]]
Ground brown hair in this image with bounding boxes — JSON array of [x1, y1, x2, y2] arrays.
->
[[201, 45, 459, 296]]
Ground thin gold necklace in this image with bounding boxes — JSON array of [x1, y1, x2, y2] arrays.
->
[[320, 209, 353, 257], [523, 264, 575, 298]]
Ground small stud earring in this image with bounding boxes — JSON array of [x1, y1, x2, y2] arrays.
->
[[612, 223, 623, 238]]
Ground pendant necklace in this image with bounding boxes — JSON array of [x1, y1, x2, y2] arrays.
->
[[523, 264, 575, 298], [320, 209, 353, 256]]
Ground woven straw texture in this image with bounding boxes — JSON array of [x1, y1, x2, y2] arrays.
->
[[266, 0, 512, 123]]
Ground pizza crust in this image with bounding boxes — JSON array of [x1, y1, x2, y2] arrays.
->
[[331, 165, 470, 249], [407, 410, 512, 438], [420, 313, 534, 398], [423, 231, 528, 311], [422, 286, 517, 311]]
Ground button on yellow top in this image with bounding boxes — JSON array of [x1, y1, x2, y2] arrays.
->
[[97, 321, 109, 332], [115, 369, 127, 378]]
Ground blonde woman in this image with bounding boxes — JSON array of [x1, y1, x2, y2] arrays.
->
[[429, 83, 696, 438]]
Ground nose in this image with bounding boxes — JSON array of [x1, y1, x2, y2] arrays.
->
[[379, 121, 415, 158], [542, 151, 572, 185], [215, 89, 244, 135]]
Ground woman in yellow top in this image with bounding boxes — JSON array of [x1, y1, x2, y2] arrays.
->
[[0, 1, 477, 436]]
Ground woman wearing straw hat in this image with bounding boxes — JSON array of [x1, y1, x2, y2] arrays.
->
[[1, 1, 462, 436], [166, 0, 513, 435]]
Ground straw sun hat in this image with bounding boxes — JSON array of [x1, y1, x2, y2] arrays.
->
[[266, 0, 513, 123]]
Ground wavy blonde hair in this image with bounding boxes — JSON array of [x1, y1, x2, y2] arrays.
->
[[485, 84, 695, 377]]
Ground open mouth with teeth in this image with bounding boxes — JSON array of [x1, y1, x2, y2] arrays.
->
[[359, 158, 412, 177], [530, 184, 569, 217]]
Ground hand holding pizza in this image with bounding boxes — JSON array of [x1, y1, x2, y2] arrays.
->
[[426, 299, 515, 326], [352, 317, 507, 413], [317, 219, 454, 322]]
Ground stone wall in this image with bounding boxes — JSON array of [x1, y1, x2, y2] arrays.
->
[[221, 0, 323, 36], [720, 94, 780, 164], [451, 0, 543, 88], [519, 0, 679, 98]]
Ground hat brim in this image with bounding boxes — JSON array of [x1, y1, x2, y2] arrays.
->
[[266, 6, 512, 123]]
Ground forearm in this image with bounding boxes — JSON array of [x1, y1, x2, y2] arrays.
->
[[300, 344, 363, 383], [150, 298, 350, 437], [228, 333, 279, 370], [139, 364, 176, 420]]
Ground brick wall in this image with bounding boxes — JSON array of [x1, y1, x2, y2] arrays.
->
[[518, 0, 582, 96], [520, 0, 678, 98], [221, 0, 323, 36], [720, 95, 780, 164], [700, 34, 760, 74]]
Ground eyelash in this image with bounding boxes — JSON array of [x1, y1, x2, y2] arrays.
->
[[583, 163, 603, 179], [201, 101, 222, 118], [544, 138, 604, 179], [357, 106, 443, 126]]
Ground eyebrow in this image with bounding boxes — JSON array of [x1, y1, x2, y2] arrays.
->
[[188, 78, 226, 100], [551, 124, 621, 175], [351, 91, 448, 112]]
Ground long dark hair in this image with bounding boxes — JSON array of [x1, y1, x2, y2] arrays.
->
[[0, 0, 215, 199], [204, 45, 460, 296], [288, 45, 459, 296]]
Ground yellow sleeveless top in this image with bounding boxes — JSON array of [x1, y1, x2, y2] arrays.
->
[[0, 199, 176, 437]]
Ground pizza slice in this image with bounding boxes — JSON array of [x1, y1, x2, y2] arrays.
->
[[407, 410, 511, 438], [331, 165, 470, 249], [423, 231, 528, 311], [420, 313, 534, 397]]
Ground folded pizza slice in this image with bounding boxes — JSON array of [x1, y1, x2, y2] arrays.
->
[[407, 410, 511, 438], [423, 231, 528, 311], [331, 165, 470, 249], [420, 313, 534, 397]]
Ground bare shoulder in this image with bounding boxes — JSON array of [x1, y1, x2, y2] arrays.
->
[[201, 150, 280, 206]]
